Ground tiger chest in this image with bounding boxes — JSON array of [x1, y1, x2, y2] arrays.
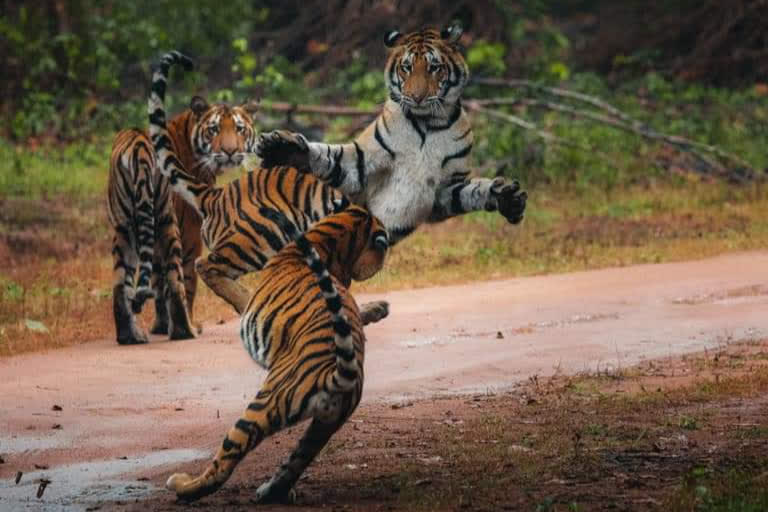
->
[[363, 129, 461, 234]]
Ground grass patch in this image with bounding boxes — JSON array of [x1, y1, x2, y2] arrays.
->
[[0, 138, 110, 200], [1, 177, 768, 356]]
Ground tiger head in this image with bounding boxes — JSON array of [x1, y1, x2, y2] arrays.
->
[[188, 96, 259, 181], [384, 23, 469, 116], [307, 205, 389, 287]]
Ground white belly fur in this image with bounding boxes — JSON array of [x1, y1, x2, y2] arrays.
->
[[359, 105, 467, 233]]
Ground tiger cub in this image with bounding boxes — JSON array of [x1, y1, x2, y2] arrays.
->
[[258, 23, 527, 245], [165, 205, 389, 503], [148, 51, 389, 325]]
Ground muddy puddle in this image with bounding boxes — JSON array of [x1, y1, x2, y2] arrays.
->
[[0, 449, 206, 511]]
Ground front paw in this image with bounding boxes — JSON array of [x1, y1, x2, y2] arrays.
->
[[491, 178, 527, 224], [257, 130, 310, 170]]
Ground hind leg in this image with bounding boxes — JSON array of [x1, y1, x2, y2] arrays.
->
[[149, 259, 169, 335], [177, 199, 203, 334], [166, 386, 288, 502], [254, 392, 359, 504], [111, 232, 149, 345], [196, 254, 252, 315], [156, 204, 195, 340]]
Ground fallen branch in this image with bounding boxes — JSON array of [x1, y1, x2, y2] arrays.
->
[[465, 101, 615, 164], [471, 94, 756, 178], [258, 102, 379, 117], [473, 77, 643, 127]]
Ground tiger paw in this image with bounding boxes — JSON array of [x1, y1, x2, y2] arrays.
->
[[360, 300, 390, 326], [252, 480, 297, 504], [116, 330, 149, 345], [257, 130, 310, 170], [491, 178, 527, 224], [131, 286, 156, 314], [166, 472, 194, 494]]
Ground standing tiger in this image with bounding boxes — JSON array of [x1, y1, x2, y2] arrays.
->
[[258, 24, 528, 244], [108, 82, 258, 343], [147, 51, 389, 325], [166, 205, 389, 503], [108, 129, 194, 344]]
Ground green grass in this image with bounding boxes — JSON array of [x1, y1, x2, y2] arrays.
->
[[0, 137, 110, 200], [667, 467, 768, 512]]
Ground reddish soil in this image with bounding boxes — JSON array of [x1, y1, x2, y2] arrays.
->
[[1, 251, 768, 510]]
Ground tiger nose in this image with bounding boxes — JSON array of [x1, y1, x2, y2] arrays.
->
[[412, 91, 426, 105]]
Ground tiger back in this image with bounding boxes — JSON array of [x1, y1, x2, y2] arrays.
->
[[166, 206, 389, 503]]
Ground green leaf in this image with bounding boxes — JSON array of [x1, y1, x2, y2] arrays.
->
[[24, 319, 49, 333]]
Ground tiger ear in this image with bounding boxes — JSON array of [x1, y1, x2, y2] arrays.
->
[[384, 29, 402, 48], [440, 21, 463, 43], [190, 95, 210, 116]]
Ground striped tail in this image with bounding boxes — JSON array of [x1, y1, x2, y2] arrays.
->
[[131, 149, 157, 313], [294, 235, 360, 392], [148, 51, 208, 216]]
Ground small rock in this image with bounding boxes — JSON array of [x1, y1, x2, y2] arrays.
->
[[343, 464, 358, 470], [52, 424, 62, 430], [414, 478, 432, 487], [496, 331, 504, 339], [51, 405, 62, 411], [33, 464, 49, 470]]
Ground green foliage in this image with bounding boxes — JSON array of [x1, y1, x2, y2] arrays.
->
[[467, 40, 506, 76], [668, 465, 768, 511]]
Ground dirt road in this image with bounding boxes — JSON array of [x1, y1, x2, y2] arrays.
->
[[1, 251, 767, 510]]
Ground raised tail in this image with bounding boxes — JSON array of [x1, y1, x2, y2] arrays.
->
[[294, 235, 360, 392], [148, 51, 208, 216]]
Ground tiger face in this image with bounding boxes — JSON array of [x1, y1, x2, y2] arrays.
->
[[384, 24, 469, 116], [188, 96, 258, 179]]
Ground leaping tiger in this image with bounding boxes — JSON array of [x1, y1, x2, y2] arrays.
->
[[257, 23, 528, 245]]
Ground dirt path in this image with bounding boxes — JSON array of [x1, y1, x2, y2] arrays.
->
[[1, 251, 768, 510]]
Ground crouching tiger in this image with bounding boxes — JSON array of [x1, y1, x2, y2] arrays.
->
[[166, 205, 389, 503], [148, 50, 389, 325]]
